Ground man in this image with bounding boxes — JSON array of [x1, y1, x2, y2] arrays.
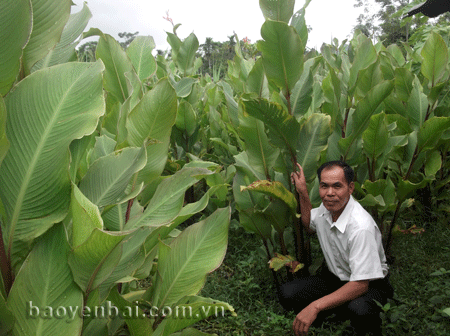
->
[[280, 161, 393, 336]]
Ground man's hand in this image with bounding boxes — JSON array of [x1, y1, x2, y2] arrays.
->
[[291, 163, 307, 195], [292, 303, 320, 336]]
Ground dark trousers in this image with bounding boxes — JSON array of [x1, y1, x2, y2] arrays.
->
[[278, 267, 394, 335]]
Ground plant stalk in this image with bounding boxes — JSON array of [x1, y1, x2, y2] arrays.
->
[[0, 224, 12, 295]]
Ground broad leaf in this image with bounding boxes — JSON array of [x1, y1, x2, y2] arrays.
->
[[0, 61, 105, 270], [176, 101, 197, 136], [259, 0, 295, 23], [239, 115, 280, 179], [296, 113, 332, 181], [127, 36, 157, 81], [257, 20, 304, 94], [79, 146, 146, 207], [71, 183, 103, 248], [339, 80, 394, 158], [153, 296, 235, 336], [238, 208, 273, 239], [417, 117, 450, 153], [32, 2, 92, 72], [126, 167, 214, 229], [127, 78, 177, 183], [167, 33, 199, 76], [362, 113, 389, 161], [7, 224, 83, 336], [96, 33, 135, 103], [97, 227, 150, 299], [22, 0, 72, 75], [0, 96, 9, 165], [407, 76, 428, 130], [291, 68, 314, 119], [0, 0, 32, 95], [240, 180, 297, 214], [348, 35, 377, 93], [421, 31, 449, 86], [0, 291, 14, 335], [242, 99, 299, 154], [107, 289, 153, 336], [149, 208, 230, 308], [394, 68, 414, 103], [68, 228, 128, 294]]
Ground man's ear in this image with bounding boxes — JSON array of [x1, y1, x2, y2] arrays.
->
[[349, 181, 355, 194]]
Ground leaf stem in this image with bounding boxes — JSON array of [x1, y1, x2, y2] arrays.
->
[[0, 224, 12, 295]]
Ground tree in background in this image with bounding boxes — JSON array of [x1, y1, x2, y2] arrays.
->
[[354, 0, 450, 46]]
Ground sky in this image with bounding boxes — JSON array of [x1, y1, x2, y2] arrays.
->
[[71, 0, 362, 51]]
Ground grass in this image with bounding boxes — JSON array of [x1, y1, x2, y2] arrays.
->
[[194, 211, 450, 335]]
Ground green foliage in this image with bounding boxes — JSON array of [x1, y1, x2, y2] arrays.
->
[[2, 0, 450, 335], [0, 2, 234, 336]]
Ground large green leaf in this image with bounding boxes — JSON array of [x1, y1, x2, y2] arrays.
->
[[242, 99, 299, 155], [0, 0, 32, 95], [68, 228, 128, 295], [96, 32, 135, 103], [176, 100, 197, 136], [257, 20, 304, 94], [394, 68, 414, 103], [153, 296, 235, 336], [238, 208, 273, 239], [0, 61, 105, 270], [407, 76, 428, 130], [79, 147, 146, 207], [108, 289, 153, 336], [0, 96, 9, 165], [362, 113, 389, 161], [348, 35, 377, 94], [291, 68, 314, 119], [71, 183, 103, 248], [339, 80, 394, 158], [126, 167, 214, 229], [126, 78, 177, 183], [97, 227, 150, 299], [32, 2, 92, 72], [291, 4, 311, 51], [232, 160, 267, 208], [127, 36, 157, 82], [421, 31, 449, 86], [148, 207, 230, 308], [7, 224, 83, 336], [246, 58, 270, 98], [259, 0, 295, 23], [167, 33, 199, 76], [239, 115, 279, 179], [0, 291, 14, 335], [22, 0, 72, 75], [417, 117, 450, 153], [296, 113, 332, 181], [240, 180, 297, 214]]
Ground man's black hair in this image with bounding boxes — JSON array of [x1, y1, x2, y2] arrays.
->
[[317, 161, 354, 185]]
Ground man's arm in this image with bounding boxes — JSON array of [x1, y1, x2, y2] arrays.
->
[[291, 163, 314, 234], [293, 280, 369, 336]]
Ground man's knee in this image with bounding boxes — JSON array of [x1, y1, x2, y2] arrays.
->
[[347, 296, 377, 317]]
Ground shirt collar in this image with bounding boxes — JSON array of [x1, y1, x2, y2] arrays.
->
[[318, 196, 355, 233]]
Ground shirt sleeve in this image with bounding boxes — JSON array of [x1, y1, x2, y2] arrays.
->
[[348, 229, 385, 281]]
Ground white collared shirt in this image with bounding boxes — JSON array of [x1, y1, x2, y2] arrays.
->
[[310, 196, 389, 282]]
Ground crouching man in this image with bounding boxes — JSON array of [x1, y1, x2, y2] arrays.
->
[[280, 161, 393, 336]]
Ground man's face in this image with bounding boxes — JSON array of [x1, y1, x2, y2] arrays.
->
[[319, 166, 354, 221]]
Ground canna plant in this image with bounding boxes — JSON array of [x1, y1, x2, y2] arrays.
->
[[0, 1, 235, 335], [229, 0, 450, 282]]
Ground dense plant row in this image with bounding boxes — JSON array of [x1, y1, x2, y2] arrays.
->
[[1, 0, 450, 335]]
